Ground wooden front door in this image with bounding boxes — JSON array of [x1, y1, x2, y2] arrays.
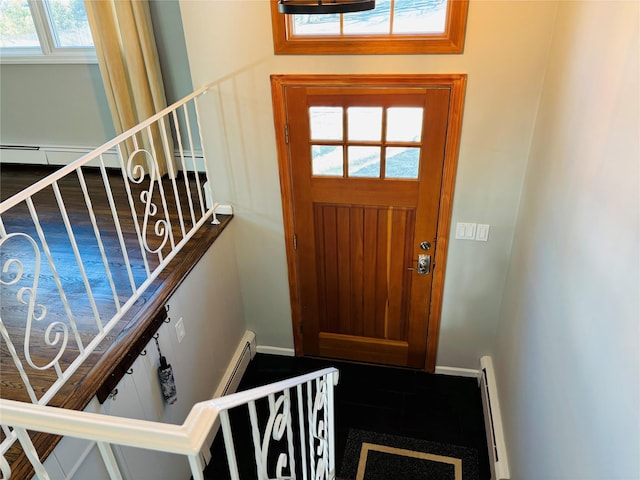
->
[[272, 75, 466, 370]]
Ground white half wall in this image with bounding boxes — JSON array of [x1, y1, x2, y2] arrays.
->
[[493, 1, 639, 478], [179, 0, 559, 367], [34, 221, 248, 480]]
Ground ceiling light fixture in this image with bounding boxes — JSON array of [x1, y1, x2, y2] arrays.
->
[[278, 0, 375, 15]]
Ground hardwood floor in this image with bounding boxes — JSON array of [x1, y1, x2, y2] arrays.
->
[[0, 163, 231, 478]]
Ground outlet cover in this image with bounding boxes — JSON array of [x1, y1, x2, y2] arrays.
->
[[175, 317, 186, 343]]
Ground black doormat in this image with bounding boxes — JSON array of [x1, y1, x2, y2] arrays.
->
[[339, 429, 480, 480]]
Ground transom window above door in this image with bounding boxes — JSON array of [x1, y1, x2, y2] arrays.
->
[[270, 0, 468, 54], [309, 105, 424, 179]]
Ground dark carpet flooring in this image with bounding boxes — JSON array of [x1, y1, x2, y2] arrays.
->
[[204, 354, 490, 479]]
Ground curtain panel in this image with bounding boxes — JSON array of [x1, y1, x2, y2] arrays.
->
[[85, 0, 176, 177]]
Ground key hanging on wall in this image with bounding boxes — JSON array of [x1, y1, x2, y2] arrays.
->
[[153, 333, 177, 405]]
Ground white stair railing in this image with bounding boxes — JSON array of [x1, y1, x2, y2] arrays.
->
[[0, 82, 231, 465], [0, 367, 340, 480], [0, 84, 219, 406]]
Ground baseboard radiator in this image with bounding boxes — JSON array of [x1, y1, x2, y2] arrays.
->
[[214, 330, 257, 398], [480, 356, 510, 480]]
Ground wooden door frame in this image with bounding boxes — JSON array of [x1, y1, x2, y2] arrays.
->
[[271, 74, 467, 372]]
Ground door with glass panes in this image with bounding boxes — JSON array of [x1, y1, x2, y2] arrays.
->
[[273, 76, 464, 369]]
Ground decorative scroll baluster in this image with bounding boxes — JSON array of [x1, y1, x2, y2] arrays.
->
[[145, 124, 175, 252], [308, 377, 330, 480], [98, 156, 138, 296], [52, 180, 103, 331], [25, 199, 83, 367], [116, 143, 152, 278], [1, 228, 71, 380], [1, 452, 11, 479], [160, 115, 187, 238], [0, 320, 38, 403]]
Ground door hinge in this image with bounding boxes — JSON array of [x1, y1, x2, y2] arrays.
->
[[293, 233, 297, 250], [285, 124, 289, 144]]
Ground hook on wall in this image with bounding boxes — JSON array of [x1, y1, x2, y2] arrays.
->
[[108, 388, 118, 401], [126, 368, 134, 375], [140, 349, 147, 356]]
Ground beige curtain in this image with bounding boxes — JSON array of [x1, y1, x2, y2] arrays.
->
[[85, 0, 176, 177]]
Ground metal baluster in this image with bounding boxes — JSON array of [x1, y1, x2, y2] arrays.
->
[[321, 377, 329, 479], [14, 427, 49, 480], [188, 453, 205, 480], [159, 115, 186, 238], [75, 167, 123, 313], [98, 155, 138, 295], [96, 441, 124, 480], [247, 400, 265, 477], [194, 95, 216, 213], [116, 142, 151, 278], [297, 383, 309, 480], [52, 180, 103, 331], [220, 410, 241, 480], [284, 388, 297, 480], [327, 373, 337, 479], [183, 101, 206, 217], [146, 124, 175, 251], [26, 197, 84, 360], [172, 108, 197, 228], [307, 380, 316, 478]]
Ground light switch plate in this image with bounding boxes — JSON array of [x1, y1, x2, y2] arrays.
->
[[175, 317, 186, 343], [476, 224, 490, 242], [455, 222, 477, 240]]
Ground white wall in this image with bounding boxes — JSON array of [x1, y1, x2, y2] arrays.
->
[[0, 0, 193, 150], [35, 222, 247, 480], [493, 1, 639, 477], [179, 0, 558, 366], [0, 63, 115, 147]]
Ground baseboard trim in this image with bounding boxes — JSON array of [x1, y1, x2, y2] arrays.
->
[[212, 330, 256, 399], [435, 366, 481, 378], [256, 345, 295, 357], [480, 356, 510, 480], [203, 330, 257, 466], [0, 144, 205, 170]]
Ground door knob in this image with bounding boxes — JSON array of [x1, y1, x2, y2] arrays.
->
[[408, 254, 431, 275]]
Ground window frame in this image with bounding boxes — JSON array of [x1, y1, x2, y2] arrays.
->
[[270, 0, 469, 55], [0, 0, 96, 64]]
